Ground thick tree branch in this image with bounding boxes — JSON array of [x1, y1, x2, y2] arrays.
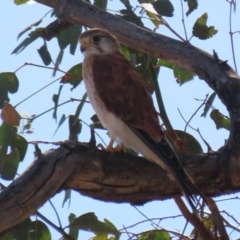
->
[[0, 142, 239, 235]]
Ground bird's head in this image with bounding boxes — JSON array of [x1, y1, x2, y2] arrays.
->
[[79, 28, 120, 57]]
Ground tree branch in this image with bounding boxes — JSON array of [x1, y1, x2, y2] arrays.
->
[[0, 142, 239, 235]]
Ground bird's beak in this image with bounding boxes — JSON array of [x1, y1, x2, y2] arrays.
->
[[80, 45, 86, 53]]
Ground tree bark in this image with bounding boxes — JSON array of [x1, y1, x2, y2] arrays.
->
[[1, 0, 240, 236], [0, 141, 238, 235]]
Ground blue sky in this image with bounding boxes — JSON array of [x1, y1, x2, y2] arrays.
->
[[1, 0, 240, 239]]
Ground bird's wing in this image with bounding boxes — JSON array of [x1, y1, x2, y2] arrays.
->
[[92, 53, 204, 210], [92, 53, 163, 141]]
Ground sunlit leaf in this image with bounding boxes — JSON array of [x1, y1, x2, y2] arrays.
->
[[1, 102, 21, 126], [61, 63, 83, 90], [11, 134, 28, 161], [14, 0, 28, 5], [38, 43, 52, 66], [201, 92, 216, 117], [193, 13, 218, 40], [158, 59, 194, 84], [71, 212, 119, 236], [28, 220, 51, 240], [152, 0, 174, 17], [120, 46, 131, 60], [0, 72, 19, 108], [141, 3, 161, 27], [175, 130, 203, 154], [12, 28, 43, 54], [186, 0, 198, 16], [138, 230, 171, 240], [210, 109, 230, 131]]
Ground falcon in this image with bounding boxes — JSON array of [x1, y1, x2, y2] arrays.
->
[[79, 28, 204, 211]]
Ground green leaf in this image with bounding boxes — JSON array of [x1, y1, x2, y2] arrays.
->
[[63, 213, 78, 240], [53, 114, 67, 137], [53, 49, 64, 77], [74, 93, 88, 122], [52, 84, 63, 120], [192, 13, 218, 40], [70, 25, 82, 55], [11, 134, 28, 161], [210, 110, 230, 131], [12, 28, 43, 54], [0, 149, 20, 180], [138, 230, 171, 240], [69, 115, 82, 141], [71, 212, 119, 236], [0, 72, 19, 108], [141, 3, 161, 27], [120, 46, 131, 60], [201, 92, 216, 117], [13, 218, 32, 240], [186, 0, 198, 16], [61, 63, 83, 90], [173, 65, 194, 85], [152, 0, 174, 17], [175, 130, 203, 154], [94, 0, 108, 9], [91, 114, 105, 130], [17, 11, 51, 39], [62, 189, 71, 208], [14, 0, 28, 5], [0, 123, 17, 167], [38, 43, 52, 66], [118, 9, 143, 27], [57, 25, 82, 53], [158, 59, 194, 84], [0, 232, 14, 240], [28, 220, 51, 240]]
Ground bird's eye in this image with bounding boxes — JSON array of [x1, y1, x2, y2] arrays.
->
[[93, 36, 100, 43]]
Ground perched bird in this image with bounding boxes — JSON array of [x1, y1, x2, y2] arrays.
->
[[79, 28, 204, 211]]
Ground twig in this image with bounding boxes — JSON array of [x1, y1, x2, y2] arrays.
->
[[180, 0, 188, 41], [177, 108, 212, 152], [229, 1, 238, 73], [184, 94, 208, 132], [49, 199, 62, 229], [206, 197, 229, 240], [174, 196, 214, 240], [14, 76, 62, 108], [35, 212, 74, 240]]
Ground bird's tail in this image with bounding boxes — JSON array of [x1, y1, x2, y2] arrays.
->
[[131, 127, 206, 212]]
